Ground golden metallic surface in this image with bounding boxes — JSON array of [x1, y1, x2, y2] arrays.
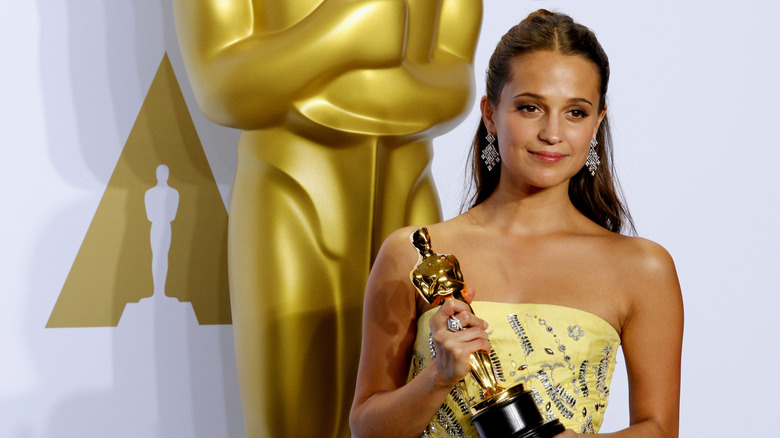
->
[[409, 227, 504, 398], [470, 383, 527, 416], [410, 227, 467, 306], [173, 1, 482, 436]]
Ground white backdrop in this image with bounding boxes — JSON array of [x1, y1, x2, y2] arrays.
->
[[2, 1, 779, 437]]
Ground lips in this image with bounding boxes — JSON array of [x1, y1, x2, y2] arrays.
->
[[530, 151, 567, 163]]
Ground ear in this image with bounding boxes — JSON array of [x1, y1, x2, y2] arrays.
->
[[480, 96, 496, 133], [593, 105, 607, 139]]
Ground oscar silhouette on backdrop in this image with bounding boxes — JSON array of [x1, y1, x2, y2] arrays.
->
[[144, 164, 180, 299], [173, 1, 482, 436]]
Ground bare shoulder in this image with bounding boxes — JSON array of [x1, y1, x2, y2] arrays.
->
[[367, 225, 437, 303], [416, 214, 474, 247], [378, 225, 421, 256], [608, 235, 683, 325], [369, 222, 467, 302], [611, 235, 676, 275], [371, 226, 421, 283]]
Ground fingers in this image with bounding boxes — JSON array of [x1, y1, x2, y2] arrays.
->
[[433, 297, 487, 330], [429, 299, 491, 351], [437, 338, 492, 373], [462, 288, 476, 305], [428, 297, 492, 388], [450, 311, 487, 332], [437, 329, 492, 355]]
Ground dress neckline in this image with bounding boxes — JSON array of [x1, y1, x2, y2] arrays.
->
[[420, 301, 620, 337]]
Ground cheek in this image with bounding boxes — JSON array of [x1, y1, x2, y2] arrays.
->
[[572, 123, 598, 148], [496, 118, 534, 144], [496, 127, 531, 159]]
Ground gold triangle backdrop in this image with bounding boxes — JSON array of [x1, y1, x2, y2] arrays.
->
[[47, 53, 231, 327]]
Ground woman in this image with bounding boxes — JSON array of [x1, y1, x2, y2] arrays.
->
[[350, 9, 683, 438]]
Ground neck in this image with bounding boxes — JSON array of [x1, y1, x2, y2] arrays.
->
[[472, 180, 585, 236]]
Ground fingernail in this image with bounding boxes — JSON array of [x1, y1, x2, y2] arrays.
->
[[482, 321, 488, 329]]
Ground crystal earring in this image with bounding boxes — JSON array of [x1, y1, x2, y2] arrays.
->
[[481, 132, 501, 171], [585, 138, 600, 176]]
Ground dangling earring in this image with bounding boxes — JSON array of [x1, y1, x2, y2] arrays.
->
[[585, 138, 600, 176], [482, 132, 501, 171]]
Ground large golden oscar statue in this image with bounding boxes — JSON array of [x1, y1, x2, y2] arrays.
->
[[173, 1, 481, 436]]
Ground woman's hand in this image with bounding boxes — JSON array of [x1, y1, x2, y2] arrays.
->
[[553, 430, 578, 438], [428, 290, 491, 389]]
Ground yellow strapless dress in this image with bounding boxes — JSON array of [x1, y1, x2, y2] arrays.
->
[[409, 302, 621, 437]]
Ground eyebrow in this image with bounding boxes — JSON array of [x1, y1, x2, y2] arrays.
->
[[513, 92, 594, 107]]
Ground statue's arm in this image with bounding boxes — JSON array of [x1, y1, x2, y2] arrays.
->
[[411, 275, 431, 300], [434, 0, 482, 62], [144, 192, 154, 222], [169, 192, 180, 222], [342, 0, 482, 132], [173, 0, 407, 129], [444, 255, 464, 282]]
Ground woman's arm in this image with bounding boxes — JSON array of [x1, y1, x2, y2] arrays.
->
[[350, 228, 491, 438], [559, 238, 684, 438]]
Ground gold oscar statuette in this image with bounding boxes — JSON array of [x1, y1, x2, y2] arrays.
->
[[173, 1, 483, 436], [409, 227, 565, 438]]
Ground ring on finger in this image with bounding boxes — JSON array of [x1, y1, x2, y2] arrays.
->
[[447, 315, 463, 332]]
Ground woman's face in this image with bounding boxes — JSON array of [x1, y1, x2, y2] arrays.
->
[[482, 50, 605, 193]]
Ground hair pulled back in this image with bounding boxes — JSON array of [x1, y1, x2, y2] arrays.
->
[[466, 9, 634, 234]]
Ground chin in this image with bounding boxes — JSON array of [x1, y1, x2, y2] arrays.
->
[[522, 173, 572, 190]]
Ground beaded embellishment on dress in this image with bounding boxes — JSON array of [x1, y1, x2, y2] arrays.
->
[[409, 302, 620, 437]]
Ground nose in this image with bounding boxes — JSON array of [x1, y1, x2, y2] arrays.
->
[[538, 115, 562, 145]]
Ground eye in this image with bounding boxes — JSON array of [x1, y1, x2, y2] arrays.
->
[[517, 105, 539, 114], [568, 109, 589, 119]]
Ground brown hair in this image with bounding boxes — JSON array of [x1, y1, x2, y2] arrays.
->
[[465, 9, 634, 234]]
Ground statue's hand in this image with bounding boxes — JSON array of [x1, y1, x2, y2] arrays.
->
[[433, 277, 467, 303], [434, 0, 482, 62], [327, 0, 408, 69], [291, 0, 479, 135]]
